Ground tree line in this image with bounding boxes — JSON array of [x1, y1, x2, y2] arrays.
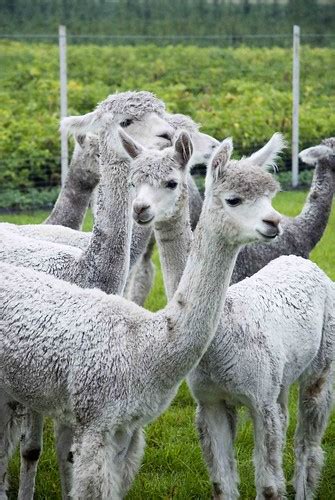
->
[[1, 0, 334, 41]]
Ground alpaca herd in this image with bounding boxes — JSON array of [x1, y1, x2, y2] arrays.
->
[[0, 90, 334, 499]]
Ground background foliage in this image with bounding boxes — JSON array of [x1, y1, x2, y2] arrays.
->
[[1, 0, 335, 40], [1, 41, 334, 201]]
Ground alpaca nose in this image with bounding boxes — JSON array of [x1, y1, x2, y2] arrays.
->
[[133, 202, 150, 215], [262, 215, 281, 236]]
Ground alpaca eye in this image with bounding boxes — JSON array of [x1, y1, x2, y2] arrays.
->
[[166, 180, 178, 190], [226, 197, 242, 207], [120, 119, 133, 128]]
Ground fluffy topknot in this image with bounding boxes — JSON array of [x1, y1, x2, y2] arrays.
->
[[95, 90, 166, 120], [164, 113, 200, 134]]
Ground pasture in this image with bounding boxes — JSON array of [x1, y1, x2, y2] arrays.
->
[[1, 189, 334, 499]]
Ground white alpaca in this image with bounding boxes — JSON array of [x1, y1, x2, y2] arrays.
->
[[123, 132, 335, 500], [0, 90, 174, 500], [0, 132, 282, 499], [0, 111, 216, 309]]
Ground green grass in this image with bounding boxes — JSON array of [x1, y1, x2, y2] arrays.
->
[[1, 190, 334, 499]]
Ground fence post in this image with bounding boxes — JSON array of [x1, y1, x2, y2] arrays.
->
[[59, 25, 68, 186], [292, 25, 300, 188]]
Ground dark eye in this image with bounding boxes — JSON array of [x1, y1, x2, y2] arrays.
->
[[166, 180, 178, 190], [120, 119, 133, 128], [226, 197, 242, 207]]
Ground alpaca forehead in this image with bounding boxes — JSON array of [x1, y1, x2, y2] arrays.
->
[[96, 91, 165, 119], [165, 113, 200, 133], [217, 163, 279, 198], [131, 154, 180, 187]]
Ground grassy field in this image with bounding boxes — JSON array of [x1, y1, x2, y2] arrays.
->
[[0, 190, 334, 499]]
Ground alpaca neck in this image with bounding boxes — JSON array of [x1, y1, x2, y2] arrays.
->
[[45, 143, 99, 230], [77, 131, 133, 295], [154, 188, 192, 301], [294, 158, 335, 252], [163, 203, 240, 375]]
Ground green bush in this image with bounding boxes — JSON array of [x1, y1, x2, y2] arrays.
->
[[1, 42, 334, 195], [0, 187, 59, 211]]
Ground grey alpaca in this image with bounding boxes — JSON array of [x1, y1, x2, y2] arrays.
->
[[0, 132, 281, 499], [0, 90, 174, 499], [126, 131, 335, 499]]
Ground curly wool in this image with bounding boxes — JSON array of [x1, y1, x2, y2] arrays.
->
[[95, 90, 166, 120], [164, 112, 200, 134]]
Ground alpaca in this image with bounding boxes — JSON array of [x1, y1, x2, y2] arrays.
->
[[0, 90, 174, 295], [0, 90, 175, 499], [0, 111, 215, 307], [0, 131, 282, 499], [230, 136, 335, 284], [124, 111, 215, 305], [124, 132, 335, 499]]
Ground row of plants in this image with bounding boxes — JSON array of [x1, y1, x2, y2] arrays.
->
[[1, 41, 334, 205]]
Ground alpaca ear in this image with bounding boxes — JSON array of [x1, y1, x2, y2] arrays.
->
[[247, 133, 286, 170], [173, 130, 193, 169], [299, 144, 333, 166], [118, 128, 144, 159], [210, 137, 233, 179], [60, 111, 103, 136], [75, 134, 86, 148]]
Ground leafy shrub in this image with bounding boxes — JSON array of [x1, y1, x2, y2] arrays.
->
[[1, 41, 334, 198]]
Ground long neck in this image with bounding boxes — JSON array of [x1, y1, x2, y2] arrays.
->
[[187, 174, 203, 230], [161, 203, 240, 376], [293, 158, 334, 252], [76, 131, 133, 295], [154, 188, 192, 301], [45, 142, 99, 230]]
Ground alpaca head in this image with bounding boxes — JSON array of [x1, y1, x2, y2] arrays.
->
[[203, 133, 284, 245], [119, 129, 193, 225], [61, 91, 175, 153], [299, 138, 335, 170], [165, 112, 219, 167]]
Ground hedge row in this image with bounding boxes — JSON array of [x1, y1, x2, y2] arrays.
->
[[1, 41, 334, 192]]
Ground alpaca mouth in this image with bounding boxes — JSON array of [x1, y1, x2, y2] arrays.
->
[[136, 216, 154, 226], [256, 229, 278, 240]]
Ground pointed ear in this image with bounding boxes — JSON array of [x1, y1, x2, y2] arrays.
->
[[118, 128, 144, 159], [247, 133, 286, 170], [60, 111, 103, 136], [75, 134, 86, 148], [210, 137, 233, 179], [173, 130, 193, 169], [299, 144, 333, 166]]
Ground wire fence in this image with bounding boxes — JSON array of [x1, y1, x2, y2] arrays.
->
[[1, 28, 334, 209]]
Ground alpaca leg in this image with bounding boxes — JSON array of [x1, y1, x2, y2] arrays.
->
[[196, 402, 239, 499], [277, 387, 289, 438], [293, 369, 333, 500], [252, 404, 286, 499], [72, 427, 131, 500], [0, 393, 22, 499], [120, 428, 145, 495], [18, 411, 43, 500], [54, 422, 74, 499]]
